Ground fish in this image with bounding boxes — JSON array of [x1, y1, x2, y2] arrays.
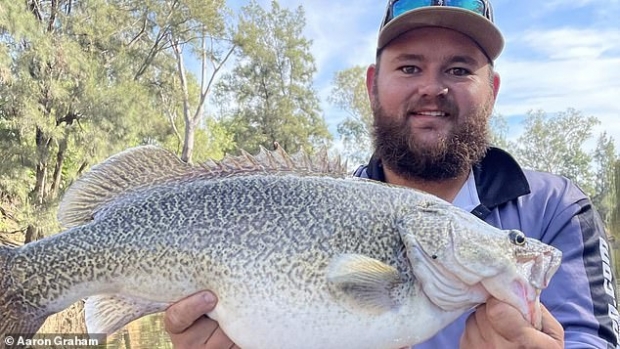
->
[[0, 145, 562, 349]]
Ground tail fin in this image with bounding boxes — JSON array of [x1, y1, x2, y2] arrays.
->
[[0, 245, 46, 343]]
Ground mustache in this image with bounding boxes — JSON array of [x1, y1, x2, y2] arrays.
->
[[403, 97, 459, 118]]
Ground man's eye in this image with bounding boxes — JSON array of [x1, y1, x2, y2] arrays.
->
[[400, 66, 420, 74], [448, 67, 471, 76]]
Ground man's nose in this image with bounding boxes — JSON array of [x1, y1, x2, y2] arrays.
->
[[417, 76, 449, 98]]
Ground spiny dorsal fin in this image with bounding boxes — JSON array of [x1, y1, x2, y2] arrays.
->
[[58, 144, 347, 229], [58, 146, 198, 228], [200, 143, 347, 177]]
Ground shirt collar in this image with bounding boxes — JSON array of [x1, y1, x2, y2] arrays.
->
[[452, 170, 481, 211]]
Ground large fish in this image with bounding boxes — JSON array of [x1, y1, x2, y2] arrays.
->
[[0, 146, 561, 349]]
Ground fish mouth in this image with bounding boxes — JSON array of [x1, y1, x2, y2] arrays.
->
[[480, 246, 562, 329], [517, 248, 562, 290], [480, 274, 540, 327]]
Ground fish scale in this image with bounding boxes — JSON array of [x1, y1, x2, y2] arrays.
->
[[0, 145, 561, 349]]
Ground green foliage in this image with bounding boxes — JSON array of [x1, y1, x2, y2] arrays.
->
[[488, 112, 510, 149], [511, 108, 600, 195], [0, 0, 230, 239], [214, 0, 332, 154], [160, 115, 235, 162], [610, 161, 620, 240], [157, 0, 233, 163], [329, 65, 373, 164], [592, 133, 617, 224]]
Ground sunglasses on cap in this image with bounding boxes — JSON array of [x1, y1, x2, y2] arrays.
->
[[381, 0, 494, 28]]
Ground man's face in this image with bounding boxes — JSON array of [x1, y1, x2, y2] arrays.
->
[[367, 27, 500, 181]]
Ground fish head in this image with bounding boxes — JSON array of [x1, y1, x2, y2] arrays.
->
[[397, 203, 562, 328]]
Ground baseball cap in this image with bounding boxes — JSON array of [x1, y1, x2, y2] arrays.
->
[[378, 0, 504, 61]]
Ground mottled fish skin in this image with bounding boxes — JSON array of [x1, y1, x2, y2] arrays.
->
[[0, 146, 562, 349]]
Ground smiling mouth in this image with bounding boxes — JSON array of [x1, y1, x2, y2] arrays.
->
[[411, 111, 449, 117]]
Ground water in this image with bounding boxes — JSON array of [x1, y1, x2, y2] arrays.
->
[[106, 315, 173, 349]]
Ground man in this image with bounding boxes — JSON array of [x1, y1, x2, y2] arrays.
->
[[163, 0, 619, 348]]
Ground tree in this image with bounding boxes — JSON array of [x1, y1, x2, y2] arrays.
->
[[0, 0, 132, 241], [329, 65, 373, 164], [608, 161, 620, 276], [161, 115, 235, 163], [0, 0, 241, 242], [163, 0, 236, 163], [488, 112, 510, 149], [214, 0, 332, 154], [511, 108, 599, 195], [592, 132, 618, 224]]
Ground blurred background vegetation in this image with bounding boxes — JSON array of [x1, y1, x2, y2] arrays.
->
[[1, 0, 619, 347]]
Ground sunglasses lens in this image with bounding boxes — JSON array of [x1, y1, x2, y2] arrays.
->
[[391, 0, 486, 22], [393, 0, 432, 18], [445, 0, 485, 15]]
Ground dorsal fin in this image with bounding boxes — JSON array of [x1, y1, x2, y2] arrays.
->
[[201, 143, 347, 177], [58, 144, 347, 229], [58, 146, 197, 228]]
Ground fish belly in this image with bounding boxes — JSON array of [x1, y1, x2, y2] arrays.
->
[[207, 293, 445, 349]]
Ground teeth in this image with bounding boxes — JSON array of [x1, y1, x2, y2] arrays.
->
[[417, 111, 446, 117]]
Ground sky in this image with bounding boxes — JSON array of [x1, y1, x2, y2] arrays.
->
[[226, 0, 620, 151]]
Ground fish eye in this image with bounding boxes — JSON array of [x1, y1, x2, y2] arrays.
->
[[509, 230, 526, 246]]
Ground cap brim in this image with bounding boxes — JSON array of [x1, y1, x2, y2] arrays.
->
[[378, 7, 504, 61]]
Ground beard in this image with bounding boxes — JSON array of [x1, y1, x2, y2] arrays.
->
[[371, 91, 493, 182]]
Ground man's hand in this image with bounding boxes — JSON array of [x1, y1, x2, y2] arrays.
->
[[164, 291, 240, 349], [460, 297, 564, 349]]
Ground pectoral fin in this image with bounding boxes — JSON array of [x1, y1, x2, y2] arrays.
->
[[326, 254, 402, 314], [84, 295, 169, 334]]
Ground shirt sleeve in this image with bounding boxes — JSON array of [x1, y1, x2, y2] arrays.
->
[[537, 186, 619, 349]]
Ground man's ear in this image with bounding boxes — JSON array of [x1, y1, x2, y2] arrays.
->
[[366, 64, 377, 102], [492, 72, 501, 99]]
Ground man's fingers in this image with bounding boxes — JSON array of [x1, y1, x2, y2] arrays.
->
[[163, 291, 242, 348], [540, 304, 565, 343], [169, 315, 218, 348], [460, 309, 487, 347], [168, 316, 237, 349], [473, 305, 492, 343], [202, 325, 237, 349], [461, 299, 565, 349], [164, 291, 218, 334], [483, 297, 530, 341]]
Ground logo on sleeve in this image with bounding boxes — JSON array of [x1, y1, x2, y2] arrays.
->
[[600, 237, 620, 344]]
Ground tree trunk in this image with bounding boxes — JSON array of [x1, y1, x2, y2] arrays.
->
[[170, 36, 194, 164], [32, 128, 50, 205], [38, 301, 88, 348], [182, 120, 195, 164], [50, 138, 67, 198], [24, 224, 44, 244]]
